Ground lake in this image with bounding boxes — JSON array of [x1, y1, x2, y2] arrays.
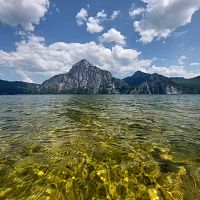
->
[[0, 95, 199, 200]]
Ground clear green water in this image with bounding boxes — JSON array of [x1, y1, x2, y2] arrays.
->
[[0, 95, 200, 200]]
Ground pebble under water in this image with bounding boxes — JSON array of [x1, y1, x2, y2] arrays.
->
[[0, 95, 200, 200]]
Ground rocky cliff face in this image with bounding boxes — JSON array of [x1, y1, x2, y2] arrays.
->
[[123, 71, 151, 87], [124, 72, 182, 94], [39, 59, 129, 94], [1, 60, 200, 95], [171, 76, 200, 94]]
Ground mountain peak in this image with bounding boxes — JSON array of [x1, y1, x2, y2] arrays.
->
[[69, 59, 96, 74], [123, 71, 151, 87], [134, 71, 151, 76], [74, 59, 92, 67], [40, 59, 129, 94], [134, 70, 145, 74]]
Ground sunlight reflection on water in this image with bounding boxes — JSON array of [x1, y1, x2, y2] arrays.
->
[[0, 95, 200, 200]]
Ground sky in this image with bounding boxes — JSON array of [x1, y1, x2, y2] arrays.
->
[[0, 0, 200, 83]]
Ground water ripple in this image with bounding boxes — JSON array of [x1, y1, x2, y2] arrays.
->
[[0, 95, 199, 199]]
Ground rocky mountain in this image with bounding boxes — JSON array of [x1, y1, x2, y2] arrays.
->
[[123, 71, 151, 87], [193, 76, 200, 80], [123, 72, 181, 94], [0, 79, 39, 95], [171, 76, 200, 94], [39, 59, 129, 94], [0, 60, 200, 95]]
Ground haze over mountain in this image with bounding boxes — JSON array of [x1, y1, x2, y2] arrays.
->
[[0, 60, 200, 95]]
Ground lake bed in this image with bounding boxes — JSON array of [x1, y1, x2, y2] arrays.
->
[[0, 95, 200, 200]]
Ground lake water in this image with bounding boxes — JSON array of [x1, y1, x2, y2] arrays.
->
[[0, 95, 199, 200]]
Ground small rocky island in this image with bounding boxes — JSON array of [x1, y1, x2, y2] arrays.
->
[[0, 59, 200, 94]]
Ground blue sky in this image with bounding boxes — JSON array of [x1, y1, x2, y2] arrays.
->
[[0, 0, 200, 83]]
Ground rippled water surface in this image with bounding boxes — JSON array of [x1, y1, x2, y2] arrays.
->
[[0, 95, 200, 200]]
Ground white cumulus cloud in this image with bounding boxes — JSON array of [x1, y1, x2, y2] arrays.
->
[[86, 10, 107, 33], [111, 10, 120, 20], [178, 55, 187, 65], [129, 7, 145, 18], [76, 9, 107, 33], [190, 62, 200, 66], [148, 65, 197, 78], [86, 17, 104, 33], [0, 35, 198, 83], [99, 28, 126, 46], [0, 0, 50, 31], [0, 35, 152, 82], [16, 70, 34, 83], [133, 0, 200, 43], [76, 8, 88, 25]]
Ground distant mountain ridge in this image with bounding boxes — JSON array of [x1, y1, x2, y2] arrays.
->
[[0, 59, 200, 94], [125, 72, 181, 94], [123, 71, 151, 87], [0, 79, 39, 95]]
